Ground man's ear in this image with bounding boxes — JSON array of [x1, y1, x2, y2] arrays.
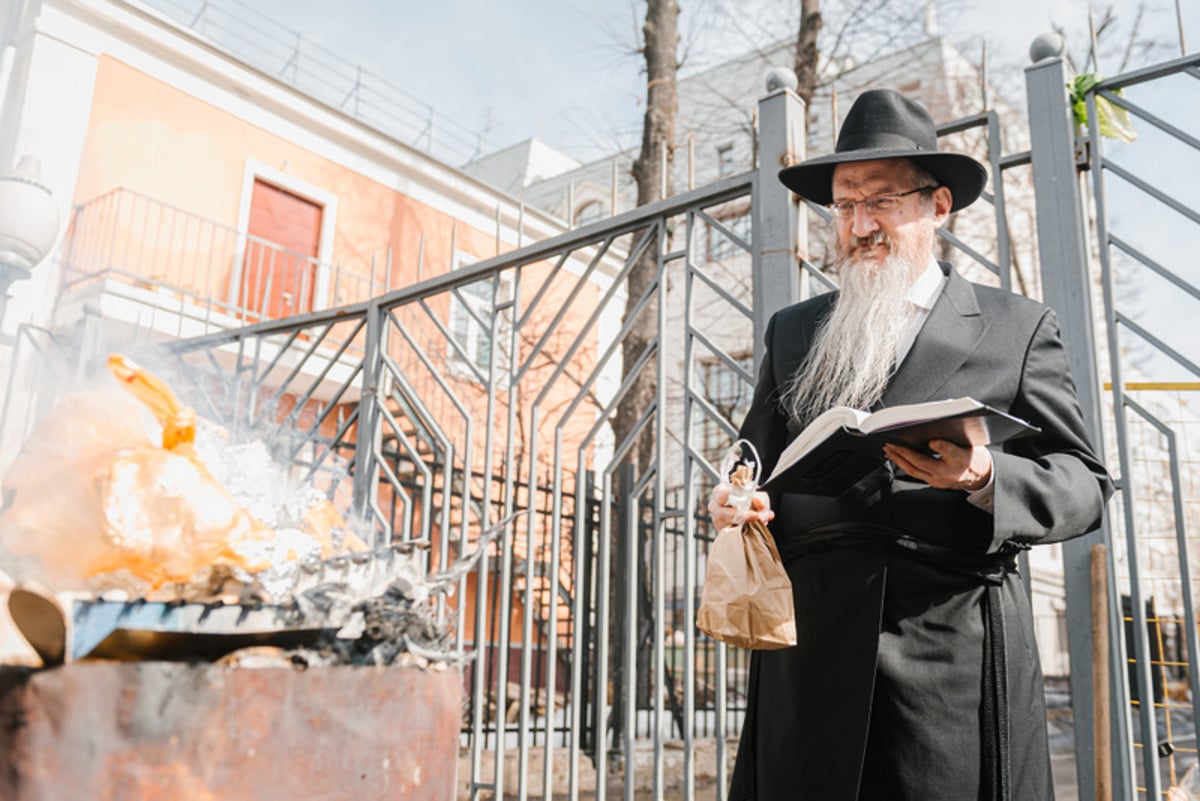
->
[[931, 185, 953, 224]]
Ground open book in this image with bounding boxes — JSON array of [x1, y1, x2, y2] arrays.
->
[[762, 397, 1039, 496]]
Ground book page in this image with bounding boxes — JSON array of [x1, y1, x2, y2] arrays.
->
[[860, 397, 985, 434], [765, 406, 868, 484]]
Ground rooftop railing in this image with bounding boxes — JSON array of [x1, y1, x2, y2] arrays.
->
[[139, 0, 498, 167]]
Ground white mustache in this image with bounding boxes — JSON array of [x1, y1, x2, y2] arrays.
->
[[849, 231, 892, 251]]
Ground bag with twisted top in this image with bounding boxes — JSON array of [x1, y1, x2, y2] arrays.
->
[[695, 441, 796, 650]]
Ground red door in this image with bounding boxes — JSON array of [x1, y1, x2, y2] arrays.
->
[[240, 179, 323, 319]]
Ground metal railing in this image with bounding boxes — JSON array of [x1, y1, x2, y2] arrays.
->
[[59, 187, 388, 339], [1084, 53, 1200, 798]]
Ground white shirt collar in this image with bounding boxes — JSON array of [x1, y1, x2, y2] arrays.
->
[[893, 258, 948, 368], [906, 257, 947, 311]]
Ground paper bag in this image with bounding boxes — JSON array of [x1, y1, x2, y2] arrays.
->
[[696, 444, 796, 650]]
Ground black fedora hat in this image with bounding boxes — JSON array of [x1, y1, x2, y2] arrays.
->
[[778, 89, 987, 213]]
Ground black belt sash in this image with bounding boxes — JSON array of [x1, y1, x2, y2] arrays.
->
[[785, 524, 1015, 801], [981, 582, 1010, 801]]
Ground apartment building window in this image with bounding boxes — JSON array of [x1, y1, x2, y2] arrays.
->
[[706, 210, 752, 261], [575, 200, 604, 227], [716, 144, 735, 177], [698, 353, 753, 464], [448, 271, 513, 377]]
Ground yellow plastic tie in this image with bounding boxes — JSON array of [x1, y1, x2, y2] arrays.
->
[[107, 354, 196, 450]]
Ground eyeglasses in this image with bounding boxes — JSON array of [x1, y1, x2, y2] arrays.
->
[[827, 185, 939, 220]]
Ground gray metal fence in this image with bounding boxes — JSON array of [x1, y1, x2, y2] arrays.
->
[[1081, 51, 1200, 800], [1024, 38, 1200, 799]]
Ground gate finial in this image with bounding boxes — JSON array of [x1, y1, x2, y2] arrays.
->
[[1030, 32, 1067, 63], [765, 66, 798, 93]]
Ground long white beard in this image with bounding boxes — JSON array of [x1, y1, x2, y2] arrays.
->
[[782, 242, 926, 426]]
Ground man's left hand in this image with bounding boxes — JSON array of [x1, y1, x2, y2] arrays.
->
[[882, 439, 992, 492]]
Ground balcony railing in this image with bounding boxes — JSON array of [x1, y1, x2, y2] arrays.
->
[[59, 187, 387, 334]]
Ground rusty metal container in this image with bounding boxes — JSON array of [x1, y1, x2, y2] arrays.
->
[[0, 661, 460, 801]]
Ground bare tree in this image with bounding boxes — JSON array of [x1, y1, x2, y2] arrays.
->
[[793, 0, 822, 108], [605, 0, 680, 771], [615, 0, 679, 474], [1051, 2, 1176, 76]]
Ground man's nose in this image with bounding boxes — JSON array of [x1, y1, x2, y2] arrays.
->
[[849, 203, 880, 237]]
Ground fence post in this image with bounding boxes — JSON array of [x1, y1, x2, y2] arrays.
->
[[752, 73, 806, 368], [352, 299, 384, 542], [580, 469, 598, 763], [608, 460, 636, 772], [1024, 35, 1123, 801]]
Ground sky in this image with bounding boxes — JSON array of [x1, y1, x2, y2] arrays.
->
[[230, 0, 1197, 163]]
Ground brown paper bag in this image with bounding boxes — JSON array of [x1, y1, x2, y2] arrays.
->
[[696, 456, 796, 650], [696, 517, 796, 650]]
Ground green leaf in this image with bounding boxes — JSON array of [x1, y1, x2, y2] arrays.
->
[[1067, 73, 1137, 142]]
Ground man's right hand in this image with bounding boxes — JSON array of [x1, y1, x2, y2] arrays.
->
[[707, 485, 774, 530]]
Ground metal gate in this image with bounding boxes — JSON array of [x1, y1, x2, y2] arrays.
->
[[1039, 47, 1200, 799]]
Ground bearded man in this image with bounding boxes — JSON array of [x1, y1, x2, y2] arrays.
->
[[708, 89, 1111, 801]]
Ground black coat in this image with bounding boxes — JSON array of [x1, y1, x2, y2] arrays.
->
[[728, 266, 1112, 801]]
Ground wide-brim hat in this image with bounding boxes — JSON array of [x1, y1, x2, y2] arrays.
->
[[778, 89, 987, 213]]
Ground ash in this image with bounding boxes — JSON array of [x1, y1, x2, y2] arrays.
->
[[284, 514, 512, 668], [315, 576, 458, 667]]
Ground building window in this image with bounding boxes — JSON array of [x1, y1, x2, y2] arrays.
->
[[574, 200, 604, 227], [448, 270, 513, 377], [706, 210, 752, 260], [716, 144, 735, 176], [698, 353, 754, 464]]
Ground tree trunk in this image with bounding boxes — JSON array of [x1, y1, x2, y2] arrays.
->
[[793, 0, 823, 109], [618, 0, 678, 474], [608, 0, 678, 770]]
